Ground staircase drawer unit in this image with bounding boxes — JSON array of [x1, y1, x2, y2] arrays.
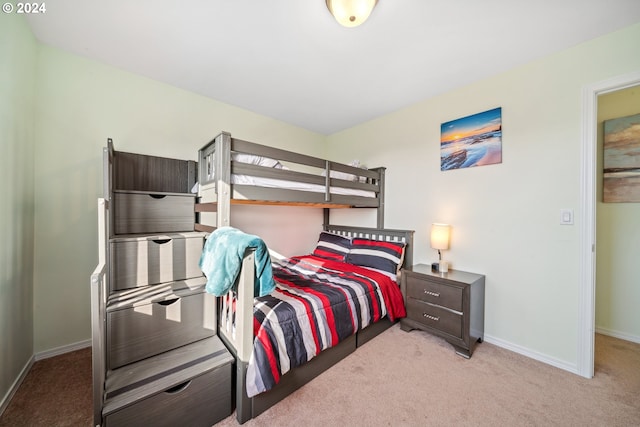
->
[[93, 142, 232, 427], [103, 337, 233, 427], [107, 281, 214, 369], [104, 365, 231, 427], [114, 191, 195, 234], [109, 232, 205, 292]]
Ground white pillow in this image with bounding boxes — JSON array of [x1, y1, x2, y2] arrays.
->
[[208, 153, 285, 182], [321, 160, 366, 182], [322, 170, 356, 181], [232, 153, 285, 169]]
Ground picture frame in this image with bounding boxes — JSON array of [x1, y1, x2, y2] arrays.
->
[[440, 107, 502, 171], [603, 113, 640, 202]]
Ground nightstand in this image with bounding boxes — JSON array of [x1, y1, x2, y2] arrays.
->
[[400, 264, 485, 358]]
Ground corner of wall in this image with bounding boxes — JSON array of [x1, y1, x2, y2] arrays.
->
[[0, 10, 37, 412]]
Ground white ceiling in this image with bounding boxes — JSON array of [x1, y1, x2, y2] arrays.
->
[[26, 1, 640, 135]]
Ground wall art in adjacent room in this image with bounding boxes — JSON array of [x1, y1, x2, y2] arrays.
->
[[603, 112, 640, 203]]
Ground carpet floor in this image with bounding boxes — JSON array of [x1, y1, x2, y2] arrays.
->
[[1, 328, 638, 426]]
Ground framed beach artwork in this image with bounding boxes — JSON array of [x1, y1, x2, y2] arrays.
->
[[603, 113, 640, 203], [440, 107, 502, 171]]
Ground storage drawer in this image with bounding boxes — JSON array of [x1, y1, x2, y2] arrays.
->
[[405, 275, 463, 312], [406, 299, 463, 339], [107, 291, 215, 369], [104, 362, 232, 427], [110, 233, 204, 291], [114, 192, 195, 234]]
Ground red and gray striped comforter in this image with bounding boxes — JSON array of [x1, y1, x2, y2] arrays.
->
[[246, 255, 406, 398]]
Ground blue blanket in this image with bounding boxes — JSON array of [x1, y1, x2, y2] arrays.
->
[[199, 227, 275, 297]]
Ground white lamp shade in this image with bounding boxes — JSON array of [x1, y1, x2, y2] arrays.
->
[[430, 223, 451, 250], [326, 0, 378, 27]]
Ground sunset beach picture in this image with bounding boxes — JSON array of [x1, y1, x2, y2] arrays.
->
[[440, 107, 502, 171], [603, 113, 640, 203]]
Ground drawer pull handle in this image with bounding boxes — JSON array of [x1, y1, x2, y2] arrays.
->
[[424, 290, 440, 297], [165, 380, 191, 394], [423, 313, 439, 322], [152, 239, 171, 245], [157, 298, 179, 306], [149, 194, 167, 199]]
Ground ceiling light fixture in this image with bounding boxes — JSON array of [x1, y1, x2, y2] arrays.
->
[[326, 0, 378, 28]]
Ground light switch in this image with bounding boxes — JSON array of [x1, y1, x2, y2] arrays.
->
[[560, 209, 574, 225]]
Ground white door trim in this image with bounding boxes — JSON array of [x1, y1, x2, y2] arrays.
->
[[579, 70, 640, 378]]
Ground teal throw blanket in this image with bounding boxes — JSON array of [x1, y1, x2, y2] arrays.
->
[[199, 226, 275, 297]]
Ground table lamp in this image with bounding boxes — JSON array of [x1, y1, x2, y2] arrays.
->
[[430, 223, 450, 272]]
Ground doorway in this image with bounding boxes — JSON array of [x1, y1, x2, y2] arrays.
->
[[579, 70, 640, 378]]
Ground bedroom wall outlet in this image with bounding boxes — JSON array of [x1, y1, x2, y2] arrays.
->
[[560, 209, 574, 225]]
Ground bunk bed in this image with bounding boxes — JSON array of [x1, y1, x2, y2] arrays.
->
[[195, 132, 414, 424], [194, 132, 387, 232]]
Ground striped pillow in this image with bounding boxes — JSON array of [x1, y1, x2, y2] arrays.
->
[[345, 238, 406, 282], [312, 232, 351, 261]]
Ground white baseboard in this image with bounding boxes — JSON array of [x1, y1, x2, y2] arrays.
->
[[484, 329, 640, 380], [595, 327, 640, 344], [35, 339, 91, 361], [0, 355, 34, 418], [483, 334, 579, 375]]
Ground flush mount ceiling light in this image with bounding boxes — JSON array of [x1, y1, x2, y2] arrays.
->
[[326, 0, 378, 28]]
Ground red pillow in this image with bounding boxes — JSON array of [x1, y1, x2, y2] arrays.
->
[[312, 232, 351, 261], [345, 238, 406, 281]]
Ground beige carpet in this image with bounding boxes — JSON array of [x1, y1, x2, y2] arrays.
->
[[216, 326, 640, 427], [1, 327, 638, 426], [0, 347, 92, 427]]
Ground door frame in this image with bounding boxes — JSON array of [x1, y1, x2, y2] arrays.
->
[[579, 70, 640, 378]]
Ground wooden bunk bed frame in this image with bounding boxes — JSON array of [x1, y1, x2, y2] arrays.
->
[[218, 225, 414, 424], [194, 131, 387, 232], [194, 132, 414, 424]]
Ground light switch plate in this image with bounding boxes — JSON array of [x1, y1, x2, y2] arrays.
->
[[560, 209, 574, 225]]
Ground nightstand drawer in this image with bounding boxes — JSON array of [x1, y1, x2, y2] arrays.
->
[[405, 275, 463, 312], [406, 299, 463, 339]]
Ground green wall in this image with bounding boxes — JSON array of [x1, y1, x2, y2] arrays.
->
[[2, 9, 640, 408], [0, 10, 36, 409], [32, 45, 326, 353]]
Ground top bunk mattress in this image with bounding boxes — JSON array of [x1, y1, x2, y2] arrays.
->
[[197, 133, 383, 206]]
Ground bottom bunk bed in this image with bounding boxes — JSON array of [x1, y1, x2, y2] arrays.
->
[[200, 224, 414, 424]]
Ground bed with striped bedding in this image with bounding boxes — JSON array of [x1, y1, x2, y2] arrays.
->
[[243, 255, 406, 398]]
